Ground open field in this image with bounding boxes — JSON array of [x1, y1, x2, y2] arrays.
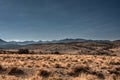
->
[[0, 54, 120, 80]]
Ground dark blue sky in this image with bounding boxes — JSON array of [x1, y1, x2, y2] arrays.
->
[[0, 0, 120, 41]]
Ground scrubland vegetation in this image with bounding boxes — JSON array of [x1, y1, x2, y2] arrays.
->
[[0, 54, 120, 80], [0, 41, 120, 80]]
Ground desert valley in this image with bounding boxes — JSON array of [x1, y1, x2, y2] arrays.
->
[[0, 39, 120, 80]]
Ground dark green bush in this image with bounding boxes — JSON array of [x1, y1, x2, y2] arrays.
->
[[18, 49, 29, 54], [52, 51, 60, 54]]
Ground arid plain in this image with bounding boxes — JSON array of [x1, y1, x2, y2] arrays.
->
[[0, 41, 120, 80]]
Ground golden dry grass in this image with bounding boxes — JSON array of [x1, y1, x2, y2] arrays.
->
[[0, 54, 120, 80]]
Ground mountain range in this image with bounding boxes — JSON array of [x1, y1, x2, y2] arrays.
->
[[0, 38, 117, 49]]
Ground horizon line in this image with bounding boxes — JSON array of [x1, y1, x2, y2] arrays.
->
[[1, 38, 119, 42]]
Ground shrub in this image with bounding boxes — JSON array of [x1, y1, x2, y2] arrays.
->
[[73, 65, 89, 74], [0, 65, 6, 73], [18, 49, 29, 54], [54, 63, 62, 68], [97, 51, 110, 55], [0, 50, 6, 54], [8, 67, 25, 76], [68, 65, 90, 77], [52, 51, 60, 55], [38, 69, 51, 77], [90, 71, 105, 79], [110, 62, 120, 65]]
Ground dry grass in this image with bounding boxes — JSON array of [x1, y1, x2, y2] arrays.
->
[[0, 54, 120, 80]]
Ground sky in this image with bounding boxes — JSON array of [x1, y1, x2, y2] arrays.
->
[[0, 0, 120, 41]]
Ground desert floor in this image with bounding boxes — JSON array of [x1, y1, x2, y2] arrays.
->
[[0, 54, 120, 80]]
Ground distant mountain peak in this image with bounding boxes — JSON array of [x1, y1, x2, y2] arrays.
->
[[0, 39, 7, 43]]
